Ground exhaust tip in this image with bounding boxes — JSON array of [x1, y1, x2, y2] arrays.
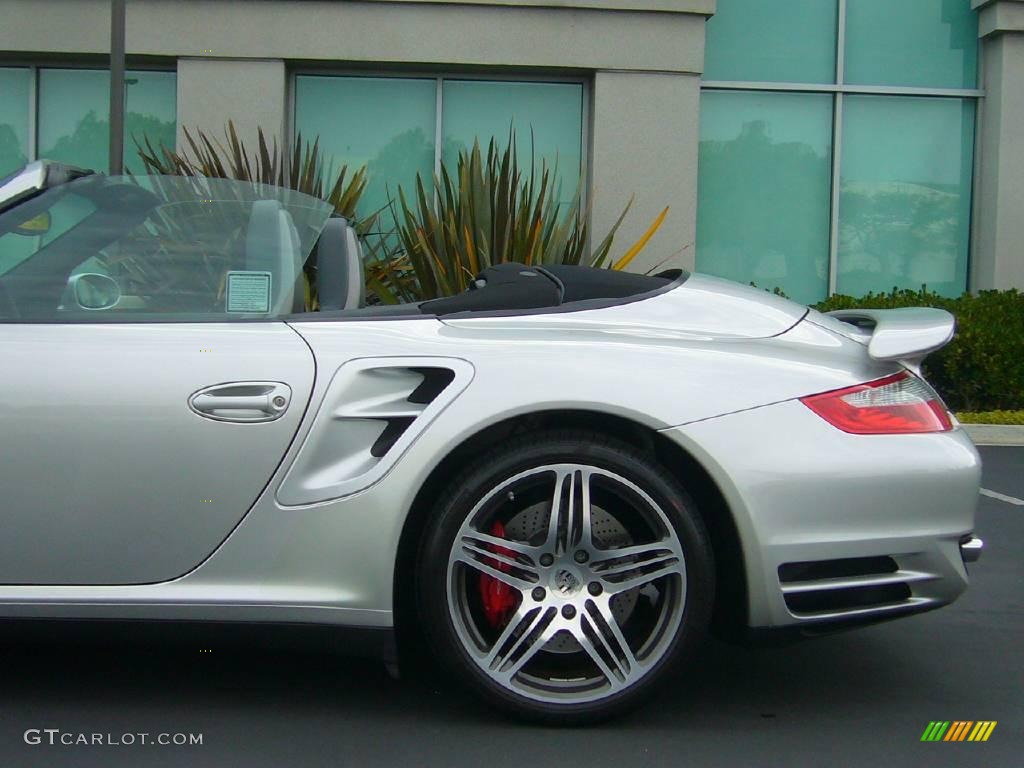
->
[[960, 535, 983, 564]]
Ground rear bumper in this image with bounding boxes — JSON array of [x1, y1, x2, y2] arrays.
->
[[661, 399, 982, 630]]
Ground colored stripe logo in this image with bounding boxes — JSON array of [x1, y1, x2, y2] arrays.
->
[[921, 721, 997, 742]]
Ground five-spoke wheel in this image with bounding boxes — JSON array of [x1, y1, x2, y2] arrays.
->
[[418, 432, 713, 722]]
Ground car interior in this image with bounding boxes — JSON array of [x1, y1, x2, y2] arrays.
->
[[0, 171, 683, 322]]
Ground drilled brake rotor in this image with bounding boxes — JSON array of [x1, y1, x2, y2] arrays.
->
[[504, 501, 640, 653]]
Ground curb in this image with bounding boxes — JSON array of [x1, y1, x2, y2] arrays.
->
[[960, 423, 1024, 447]]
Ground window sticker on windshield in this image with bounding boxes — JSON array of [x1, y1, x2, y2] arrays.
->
[[226, 271, 272, 313]]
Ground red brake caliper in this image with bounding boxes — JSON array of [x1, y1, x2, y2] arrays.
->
[[478, 521, 519, 628]]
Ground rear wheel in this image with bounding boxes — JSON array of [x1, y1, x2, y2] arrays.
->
[[417, 431, 714, 723]]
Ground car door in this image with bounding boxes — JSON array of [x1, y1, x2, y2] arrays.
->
[[0, 172, 329, 585], [0, 324, 313, 585]]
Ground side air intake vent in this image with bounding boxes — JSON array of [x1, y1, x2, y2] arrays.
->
[[407, 367, 457, 405], [277, 357, 474, 506], [370, 417, 416, 458], [778, 555, 939, 620]]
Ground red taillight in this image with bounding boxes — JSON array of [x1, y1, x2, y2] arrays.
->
[[800, 371, 953, 435]]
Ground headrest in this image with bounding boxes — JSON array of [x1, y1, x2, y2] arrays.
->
[[315, 217, 365, 311]]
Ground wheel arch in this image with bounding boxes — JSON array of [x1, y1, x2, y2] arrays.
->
[[393, 408, 749, 663]]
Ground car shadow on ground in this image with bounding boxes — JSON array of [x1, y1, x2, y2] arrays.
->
[[0, 614, 973, 728], [0, 591, 1018, 768]]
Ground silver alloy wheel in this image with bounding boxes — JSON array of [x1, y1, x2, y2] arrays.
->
[[445, 463, 687, 704]]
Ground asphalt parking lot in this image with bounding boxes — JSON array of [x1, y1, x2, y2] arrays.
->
[[0, 445, 1020, 768]]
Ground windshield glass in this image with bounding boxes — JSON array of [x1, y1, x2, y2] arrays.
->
[[0, 175, 333, 320]]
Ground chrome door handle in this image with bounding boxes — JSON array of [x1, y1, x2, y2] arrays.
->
[[191, 394, 279, 412], [188, 382, 291, 423]]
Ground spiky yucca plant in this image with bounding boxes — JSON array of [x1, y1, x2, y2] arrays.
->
[[389, 135, 669, 300], [136, 121, 370, 222]]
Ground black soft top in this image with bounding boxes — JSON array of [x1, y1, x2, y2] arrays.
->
[[420, 263, 680, 316]]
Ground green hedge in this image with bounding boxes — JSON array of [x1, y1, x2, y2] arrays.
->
[[957, 410, 1024, 425], [813, 288, 1024, 412]]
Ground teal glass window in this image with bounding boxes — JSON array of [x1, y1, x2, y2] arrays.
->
[[0, 68, 30, 176], [837, 96, 975, 298], [38, 69, 177, 174], [441, 80, 584, 202], [124, 71, 177, 171], [845, 0, 978, 89], [704, 0, 838, 84], [294, 75, 437, 230], [697, 90, 833, 305], [699, 1, 979, 300], [294, 76, 586, 226], [38, 69, 109, 173]]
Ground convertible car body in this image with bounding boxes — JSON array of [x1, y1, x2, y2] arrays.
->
[[0, 163, 982, 721]]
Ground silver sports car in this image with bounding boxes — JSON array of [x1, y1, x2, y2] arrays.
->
[[0, 163, 982, 722]]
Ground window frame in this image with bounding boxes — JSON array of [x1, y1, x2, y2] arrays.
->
[[700, 0, 983, 297], [287, 68, 591, 212]]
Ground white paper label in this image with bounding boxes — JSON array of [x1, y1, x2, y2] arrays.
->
[[226, 271, 272, 313]]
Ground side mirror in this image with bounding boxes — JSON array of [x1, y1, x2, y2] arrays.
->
[[13, 211, 51, 236], [69, 273, 121, 310]]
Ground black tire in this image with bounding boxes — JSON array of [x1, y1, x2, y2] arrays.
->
[[416, 430, 715, 724]]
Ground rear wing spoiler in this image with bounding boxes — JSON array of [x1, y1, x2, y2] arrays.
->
[[826, 307, 955, 363]]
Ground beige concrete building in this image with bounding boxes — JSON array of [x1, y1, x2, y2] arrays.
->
[[0, 0, 1019, 300]]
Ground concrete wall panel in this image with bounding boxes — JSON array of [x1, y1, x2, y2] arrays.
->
[[590, 71, 701, 274], [0, 0, 706, 75], [973, 33, 1024, 290], [175, 59, 286, 155]]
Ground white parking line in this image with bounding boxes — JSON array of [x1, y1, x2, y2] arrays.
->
[[980, 488, 1024, 506]]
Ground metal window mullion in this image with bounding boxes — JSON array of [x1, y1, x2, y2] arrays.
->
[[827, 92, 844, 296], [578, 77, 591, 228], [698, 81, 982, 98], [836, 0, 846, 86], [289, 66, 584, 86], [827, 0, 846, 296], [434, 76, 443, 182], [967, 38, 985, 291], [432, 75, 444, 215], [286, 71, 296, 163], [27, 65, 38, 162]]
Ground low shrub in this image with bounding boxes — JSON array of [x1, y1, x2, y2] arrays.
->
[[814, 287, 1024, 412], [956, 410, 1024, 425]]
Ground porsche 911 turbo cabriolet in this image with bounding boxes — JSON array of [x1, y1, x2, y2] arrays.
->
[[0, 162, 982, 722]]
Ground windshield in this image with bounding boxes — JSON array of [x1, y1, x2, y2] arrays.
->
[[0, 175, 334, 320]]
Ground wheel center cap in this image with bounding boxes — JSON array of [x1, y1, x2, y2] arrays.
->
[[552, 567, 582, 596]]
